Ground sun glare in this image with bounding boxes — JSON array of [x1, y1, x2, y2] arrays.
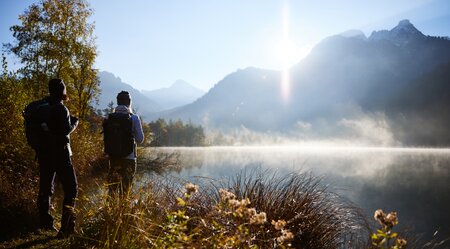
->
[[275, 2, 297, 103]]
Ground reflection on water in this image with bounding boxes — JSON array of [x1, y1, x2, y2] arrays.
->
[[142, 146, 450, 241]]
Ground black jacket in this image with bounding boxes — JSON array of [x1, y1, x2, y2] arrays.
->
[[45, 96, 77, 149]]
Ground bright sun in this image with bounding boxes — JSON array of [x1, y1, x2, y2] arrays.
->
[[274, 2, 312, 103], [274, 39, 299, 70]]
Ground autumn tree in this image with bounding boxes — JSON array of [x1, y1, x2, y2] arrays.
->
[[4, 0, 104, 174], [6, 0, 99, 119]]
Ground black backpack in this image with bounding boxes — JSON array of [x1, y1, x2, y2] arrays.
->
[[103, 112, 134, 158], [23, 98, 52, 151]]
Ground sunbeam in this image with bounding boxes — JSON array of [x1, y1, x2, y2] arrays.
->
[[274, 1, 297, 103]]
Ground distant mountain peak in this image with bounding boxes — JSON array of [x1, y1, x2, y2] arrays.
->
[[172, 79, 190, 88], [369, 19, 425, 42], [398, 19, 412, 26], [142, 80, 205, 110], [96, 71, 162, 117], [340, 29, 367, 40], [390, 19, 423, 37]]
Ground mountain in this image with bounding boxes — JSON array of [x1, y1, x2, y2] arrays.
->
[[340, 29, 367, 40], [387, 62, 450, 145], [290, 19, 450, 111], [97, 71, 161, 119], [154, 67, 284, 130], [369, 19, 425, 44], [151, 20, 450, 145], [142, 80, 205, 110]]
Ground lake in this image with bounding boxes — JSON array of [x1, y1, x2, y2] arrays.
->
[[141, 146, 450, 242]]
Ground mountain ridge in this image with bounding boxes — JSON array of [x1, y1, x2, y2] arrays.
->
[[142, 80, 205, 110], [97, 71, 162, 119], [150, 20, 450, 145]]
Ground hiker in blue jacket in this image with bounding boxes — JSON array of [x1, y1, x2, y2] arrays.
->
[[36, 79, 79, 237], [103, 91, 144, 195]]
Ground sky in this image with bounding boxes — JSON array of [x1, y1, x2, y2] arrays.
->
[[1, 0, 450, 91]]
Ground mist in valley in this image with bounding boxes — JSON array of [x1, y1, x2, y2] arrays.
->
[[146, 20, 450, 147]]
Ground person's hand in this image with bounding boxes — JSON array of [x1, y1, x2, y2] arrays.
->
[[70, 115, 79, 127]]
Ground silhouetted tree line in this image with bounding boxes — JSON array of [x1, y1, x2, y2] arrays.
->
[[148, 118, 205, 146], [426, 35, 450, 40]]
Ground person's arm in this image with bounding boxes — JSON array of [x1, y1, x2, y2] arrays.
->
[[49, 104, 78, 136], [132, 115, 144, 144]]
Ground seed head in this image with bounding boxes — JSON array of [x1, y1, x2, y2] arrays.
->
[[229, 199, 241, 208], [374, 209, 385, 222], [271, 219, 287, 230], [246, 208, 257, 216], [219, 189, 236, 202], [277, 229, 294, 243], [396, 238, 407, 247], [250, 212, 267, 225], [385, 212, 398, 227], [184, 183, 199, 195]]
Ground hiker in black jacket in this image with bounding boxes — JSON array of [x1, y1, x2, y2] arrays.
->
[[36, 79, 79, 238]]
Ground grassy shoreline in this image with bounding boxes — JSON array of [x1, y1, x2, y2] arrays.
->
[[2, 168, 371, 248], [1, 158, 447, 248]]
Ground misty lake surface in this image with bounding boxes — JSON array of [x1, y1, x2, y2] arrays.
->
[[141, 146, 450, 240]]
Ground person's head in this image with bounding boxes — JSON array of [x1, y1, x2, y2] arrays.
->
[[48, 78, 68, 101], [117, 91, 132, 107]]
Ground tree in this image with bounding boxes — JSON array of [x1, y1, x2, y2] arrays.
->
[[5, 0, 99, 119], [102, 101, 115, 116], [147, 118, 205, 146], [149, 118, 168, 146], [1, 53, 8, 80]]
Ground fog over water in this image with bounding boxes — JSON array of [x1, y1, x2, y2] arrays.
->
[[142, 145, 450, 241]]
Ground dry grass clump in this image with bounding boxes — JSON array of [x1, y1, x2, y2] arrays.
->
[[72, 170, 369, 248], [217, 170, 370, 248]]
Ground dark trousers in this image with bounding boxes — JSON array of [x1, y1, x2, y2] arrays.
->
[[108, 158, 136, 195], [37, 147, 77, 232]]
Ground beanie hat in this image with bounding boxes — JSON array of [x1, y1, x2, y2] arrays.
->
[[117, 91, 131, 106], [48, 79, 67, 99]]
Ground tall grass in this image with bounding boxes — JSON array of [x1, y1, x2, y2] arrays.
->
[[72, 170, 370, 248], [218, 169, 370, 248]]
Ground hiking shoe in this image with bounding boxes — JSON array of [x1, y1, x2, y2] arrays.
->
[[56, 229, 77, 239], [39, 225, 58, 233]]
